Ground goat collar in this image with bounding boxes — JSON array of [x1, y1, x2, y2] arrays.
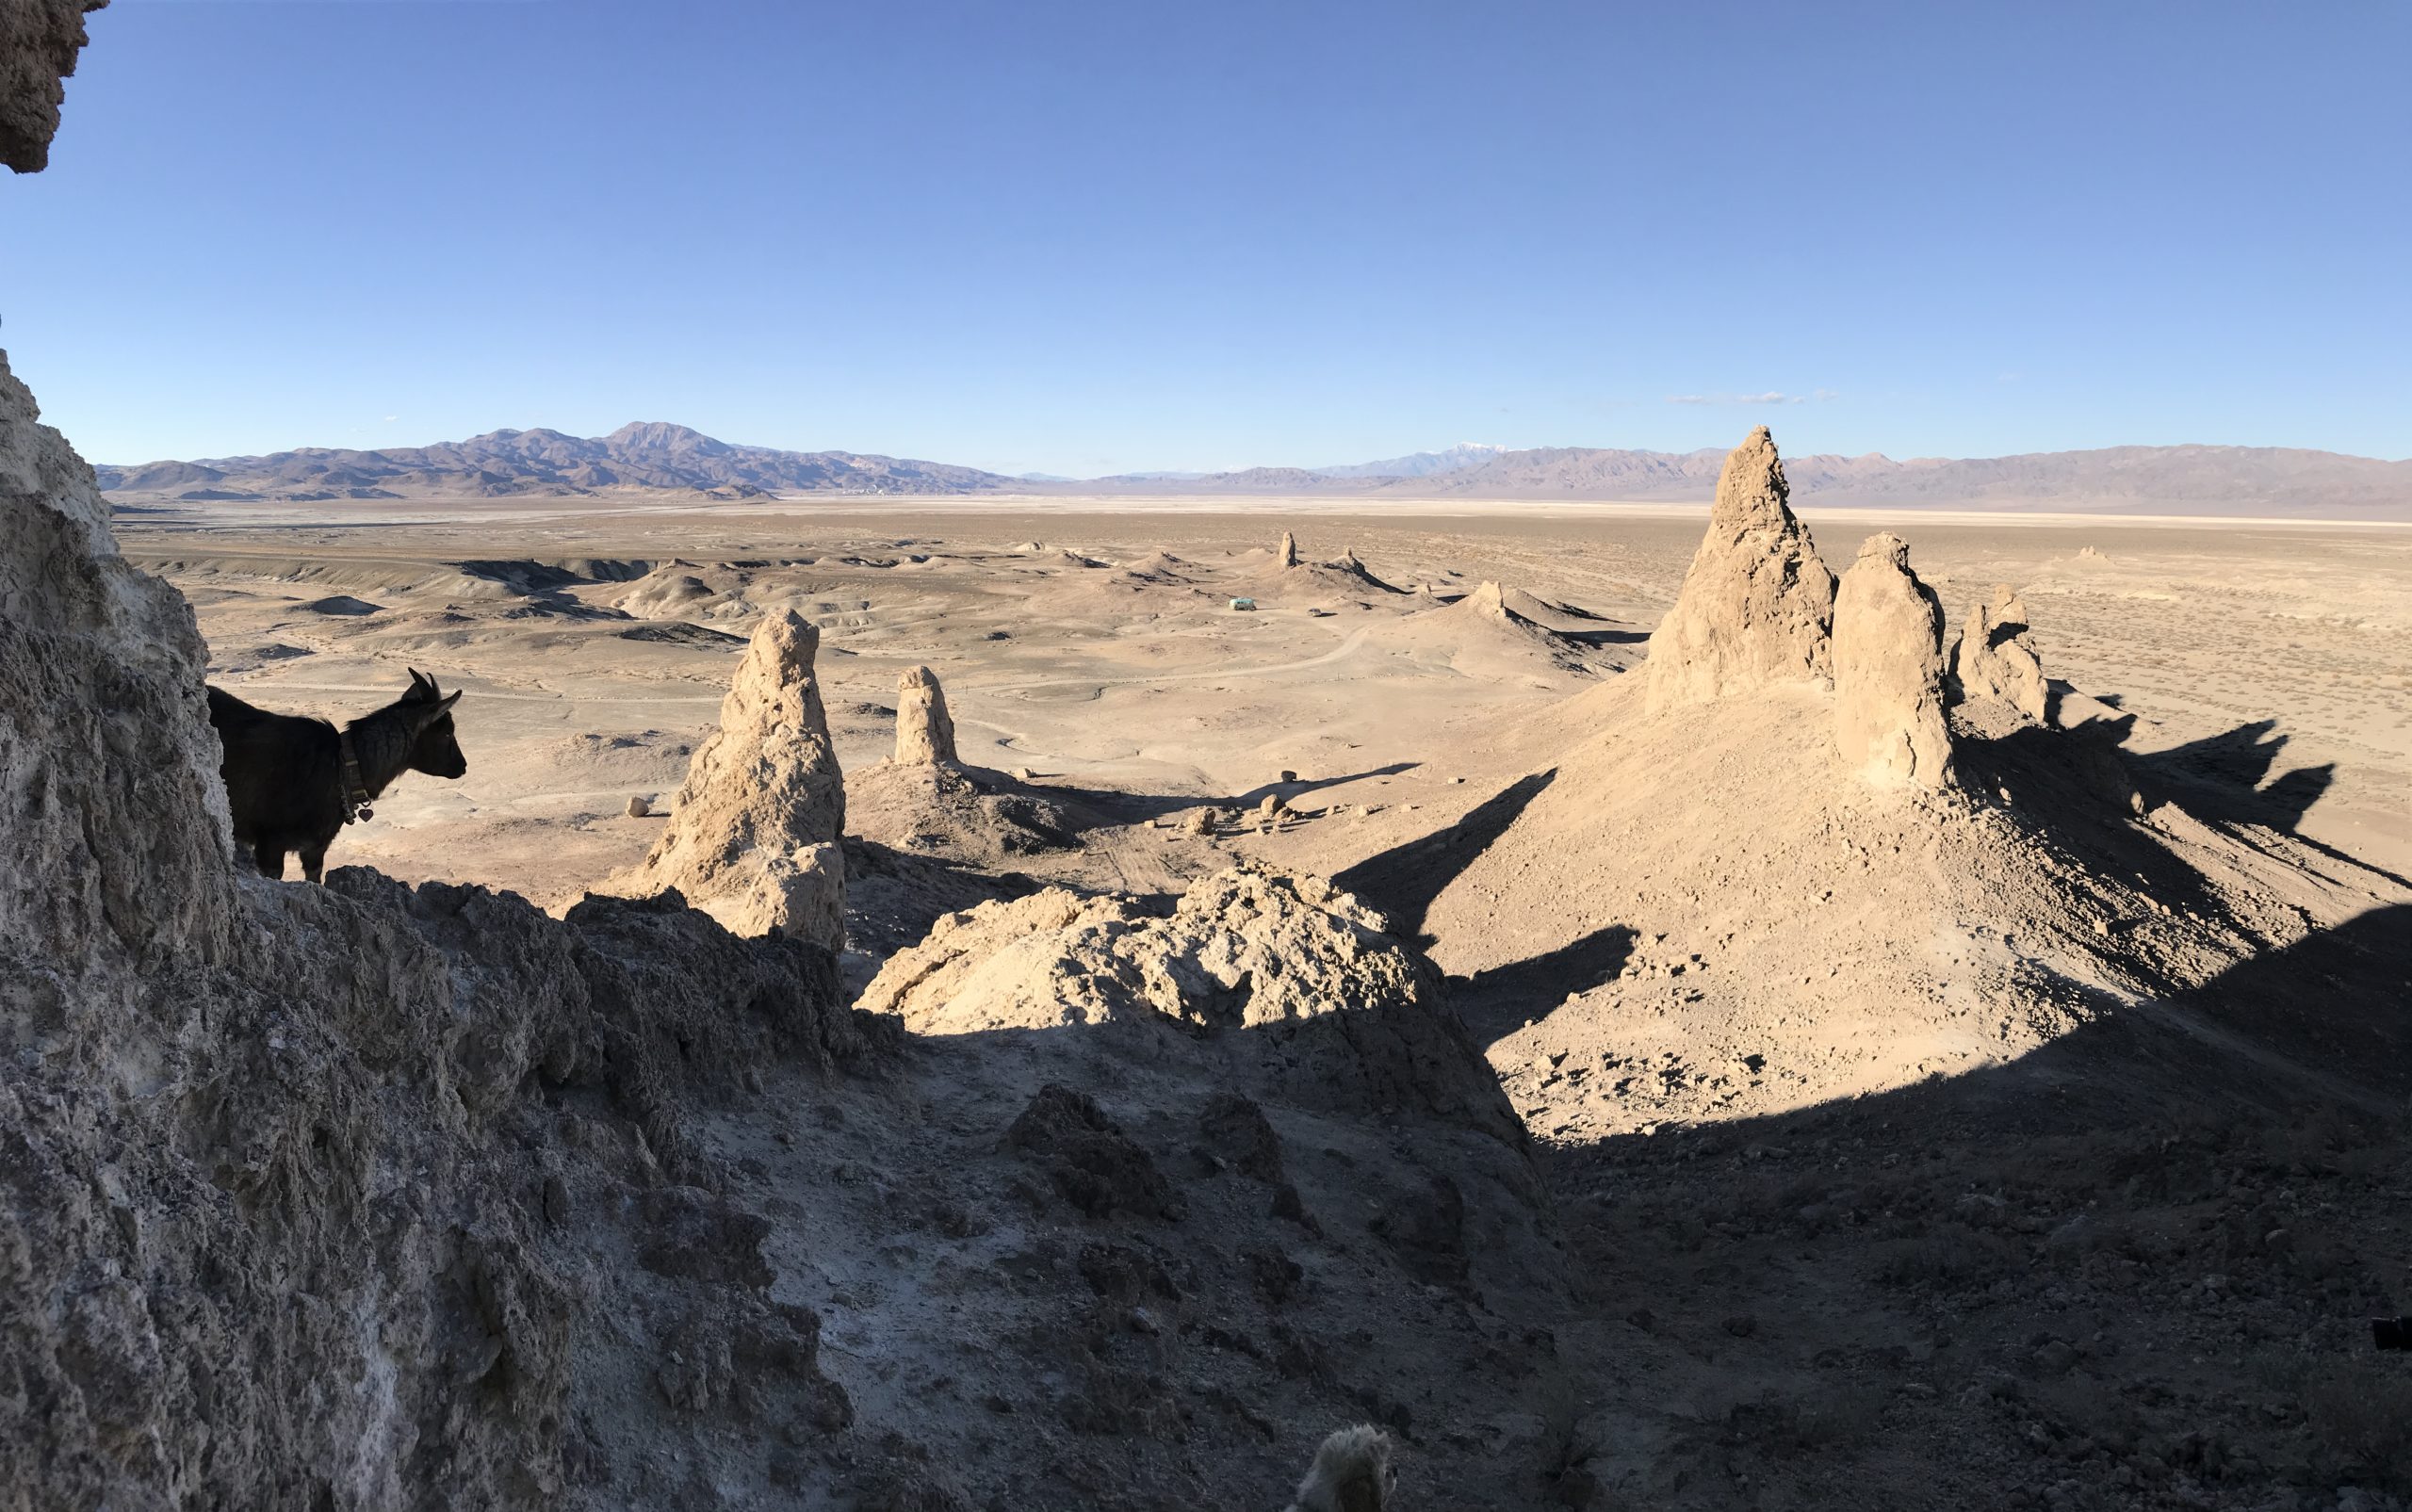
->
[[337, 730, 375, 824]]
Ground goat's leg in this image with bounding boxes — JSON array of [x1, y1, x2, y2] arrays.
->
[[251, 842, 285, 880], [300, 845, 328, 885]]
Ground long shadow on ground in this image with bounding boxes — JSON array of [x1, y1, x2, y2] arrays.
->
[[1331, 769, 1559, 942], [1535, 902, 2412, 1508], [1032, 762, 1424, 827]]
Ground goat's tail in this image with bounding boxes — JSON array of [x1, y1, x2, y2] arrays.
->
[[1283, 1423, 1393, 1512]]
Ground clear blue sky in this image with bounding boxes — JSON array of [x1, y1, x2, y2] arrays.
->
[[3, 0, 2404, 473]]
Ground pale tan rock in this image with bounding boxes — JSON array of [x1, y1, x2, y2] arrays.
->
[[1952, 583, 2049, 723], [1645, 427, 1835, 711], [0, 349, 235, 958], [856, 866, 1517, 1136], [627, 794, 651, 818], [1279, 529, 1299, 568], [893, 664, 957, 766], [1833, 533, 1953, 789], [604, 609, 846, 947]]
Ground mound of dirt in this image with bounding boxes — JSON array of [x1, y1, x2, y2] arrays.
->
[[1115, 548, 1192, 582], [615, 570, 717, 620], [1370, 579, 1624, 687], [302, 593, 382, 616], [1404, 665, 2397, 1139], [847, 759, 1091, 866]]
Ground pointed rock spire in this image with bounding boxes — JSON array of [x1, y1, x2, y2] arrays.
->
[[604, 610, 846, 947], [1644, 427, 1836, 712]]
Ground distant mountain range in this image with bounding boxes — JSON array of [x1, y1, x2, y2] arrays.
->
[[94, 422, 1006, 501], [96, 424, 2411, 517], [1312, 443, 1508, 480]]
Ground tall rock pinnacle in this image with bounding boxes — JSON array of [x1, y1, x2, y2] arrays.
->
[[1644, 427, 1836, 713], [894, 664, 958, 766], [1832, 532, 1953, 789], [604, 610, 847, 947]]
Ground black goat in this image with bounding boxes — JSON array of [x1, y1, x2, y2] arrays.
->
[[204, 670, 466, 882]]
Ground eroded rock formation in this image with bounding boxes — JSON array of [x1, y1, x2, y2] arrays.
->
[[0, 350, 234, 962], [1645, 426, 1835, 712], [0, 0, 104, 173], [1833, 531, 1953, 789], [1279, 528, 1299, 568], [1, 346, 877, 1507], [859, 866, 1520, 1140], [1952, 583, 2050, 723], [893, 663, 956, 766], [605, 609, 847, 948]]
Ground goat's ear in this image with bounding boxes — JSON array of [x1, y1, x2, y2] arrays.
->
[[437, 689, 463, 711]]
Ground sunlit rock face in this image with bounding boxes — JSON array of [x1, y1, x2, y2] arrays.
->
[[1832, 531, 1953, 790], [605, 609, 849, 949], [893, 664, 957, 766], [1644, 426, 1835, 713]]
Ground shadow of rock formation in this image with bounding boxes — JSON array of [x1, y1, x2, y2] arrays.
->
[[1532, 903, 2412, 1507], [1334, 769, 1559, 942]]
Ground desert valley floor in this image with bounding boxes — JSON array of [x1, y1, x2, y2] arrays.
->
[[109, 496, 2412, 1509]]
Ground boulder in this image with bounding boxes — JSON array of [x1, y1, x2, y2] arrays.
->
[[1833, 532, 1953, 789], [893, 664, 957, 766], [1644, 426, 1835, 712], [604, 610, 847, 948], [1952, 583, 2049, 723]]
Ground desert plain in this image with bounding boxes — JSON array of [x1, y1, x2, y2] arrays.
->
[[107, 489, 2412, 1508]]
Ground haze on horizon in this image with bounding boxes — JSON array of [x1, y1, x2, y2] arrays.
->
[[3, 0, 2404, 476]]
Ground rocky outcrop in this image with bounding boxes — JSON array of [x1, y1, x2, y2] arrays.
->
[[1833, 532, 1953, 789], [859, 866, 1520, 1140], [1279, 529, 1299, 568], [4, 339, 884, 1506], [1952, 583, 2049, 723], [1645, 426, 1835, 712], [1, 350, 236, 965], [1461, 579, 1513, 622], [604, 609, 847, 949], [1283, 1425, 1394, 1512], [892, 664, 956, 766], [1, 0, 104, 173]]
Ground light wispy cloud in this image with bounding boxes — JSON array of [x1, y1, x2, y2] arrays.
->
[[1666, 389, 1838, 406]]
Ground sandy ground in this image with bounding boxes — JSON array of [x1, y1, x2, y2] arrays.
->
[[120, 499, 2412, 1509], [125, 499, 2411, 899]]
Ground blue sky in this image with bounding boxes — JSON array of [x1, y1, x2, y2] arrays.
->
[[3, 0, 2404, 473]]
